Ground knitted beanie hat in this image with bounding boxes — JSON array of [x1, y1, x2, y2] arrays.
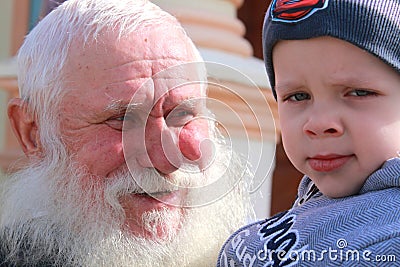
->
[[263, 0, 400, 99]]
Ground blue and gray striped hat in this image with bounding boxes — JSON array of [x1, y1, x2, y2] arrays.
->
[[263, 0, 400, 99]]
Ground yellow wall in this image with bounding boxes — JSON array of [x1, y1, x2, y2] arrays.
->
[[0, 0, 12, 60], [0, 0, 14, 177]]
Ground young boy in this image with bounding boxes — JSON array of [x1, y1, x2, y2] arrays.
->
[[217, 0, 400, 266]]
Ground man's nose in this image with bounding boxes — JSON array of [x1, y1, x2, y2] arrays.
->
[[138, 117, 182, 174], [303, 108, 344, 138]]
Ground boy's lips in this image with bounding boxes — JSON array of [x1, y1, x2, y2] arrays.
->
[[307, 154, 353, 172]]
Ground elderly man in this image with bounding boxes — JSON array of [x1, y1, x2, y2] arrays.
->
[[0, 0, 253, 266]]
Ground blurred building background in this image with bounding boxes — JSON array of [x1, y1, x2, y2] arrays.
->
[[0, 0, 303, 218]]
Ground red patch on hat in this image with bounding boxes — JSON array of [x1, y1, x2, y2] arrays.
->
[[271, 0, 327, 22]]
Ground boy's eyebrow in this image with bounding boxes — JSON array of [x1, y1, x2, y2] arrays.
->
[[274, 81, 301, 92], [328, 75, 371, 87], [274, 75, 371, 92]]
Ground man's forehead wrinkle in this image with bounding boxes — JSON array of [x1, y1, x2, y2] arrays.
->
[[104, 57, 190, 71], [101, 57, 196, 90], [104, 77, 153, 87], [103, 76, 190, 88]]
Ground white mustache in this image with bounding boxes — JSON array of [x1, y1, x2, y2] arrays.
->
[[105, 165, 206, 196]]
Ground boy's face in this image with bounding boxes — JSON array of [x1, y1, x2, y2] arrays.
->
[[273, 36, 400, 198]]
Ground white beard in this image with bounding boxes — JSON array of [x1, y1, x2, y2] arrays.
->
[[0, 142, 253, 267]]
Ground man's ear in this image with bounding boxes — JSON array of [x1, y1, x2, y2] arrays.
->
[[8, 98, 42, 157]]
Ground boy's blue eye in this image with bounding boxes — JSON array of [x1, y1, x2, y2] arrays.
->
[[286, 92, 310, 102], [347, 89, 377, 97]]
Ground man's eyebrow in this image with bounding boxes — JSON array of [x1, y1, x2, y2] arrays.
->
[[104, 100, 144, 113], [167, 98, 206, 110], [176, 98, 199, 107]]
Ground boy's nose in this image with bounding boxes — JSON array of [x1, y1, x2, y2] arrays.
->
[[303, 110, 344, 138]]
